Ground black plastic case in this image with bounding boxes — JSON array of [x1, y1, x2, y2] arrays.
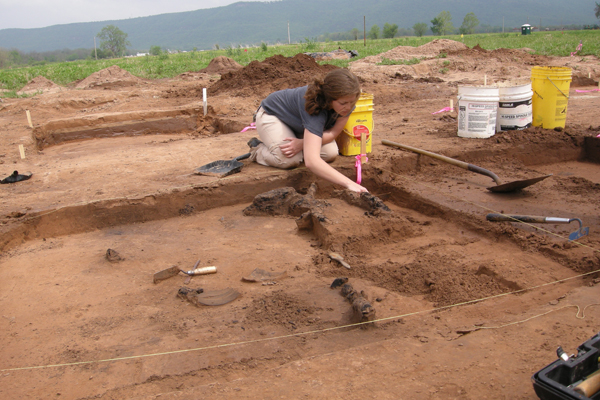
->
[[532, 332, 600, 400]]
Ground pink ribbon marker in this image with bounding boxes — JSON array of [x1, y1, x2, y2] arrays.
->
[[432, 106, 453, 115], [576, 89, 600, 93], [240, 123, 256, 133], [355, 154, 368, 184], [570, 41, 583, 57]]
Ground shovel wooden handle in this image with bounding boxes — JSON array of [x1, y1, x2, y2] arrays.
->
[[382, 139, 501, 184], [486, 214, 572, 224]]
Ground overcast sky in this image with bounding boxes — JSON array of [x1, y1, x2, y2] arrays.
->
[[0, 0, 254, 29]]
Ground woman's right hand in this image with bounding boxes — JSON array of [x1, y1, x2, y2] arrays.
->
[[346, 181, 369, 193], [280, 137, 304, 158], [303, 130, 368, 193]]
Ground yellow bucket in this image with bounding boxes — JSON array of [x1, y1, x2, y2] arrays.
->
[[336, 93, 374, 156], [531, 66, 572, 129]]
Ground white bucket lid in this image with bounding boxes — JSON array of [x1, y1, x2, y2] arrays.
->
[[457, 85, 500, 101]]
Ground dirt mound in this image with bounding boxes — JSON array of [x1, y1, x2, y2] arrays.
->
[[75, 65, 145, 89], [355, 39, 468, 64], [447, 45, 550, 65], [571, 74, 598, 87], [199, 56, 243, 74], [305, 49, 357, 61], [207, 53, 339, 98], [416, 38, 469, 54], [18, 75, 61, 94]]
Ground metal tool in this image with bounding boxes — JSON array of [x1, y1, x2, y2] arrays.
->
[[1, 171, 32, 184], [195, 288, 239, 306], [194, 152, 251, 178], [153, 265, 181, 283], [381, 140, 552, 192], [486, 213, 590, 241]]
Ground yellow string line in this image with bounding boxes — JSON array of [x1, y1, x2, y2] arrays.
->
[[1, 164, 598, 372], [475, 303, 600, 331], [2, 267, 599, 373]]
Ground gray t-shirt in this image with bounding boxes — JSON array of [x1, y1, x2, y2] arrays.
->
[[260, 86, 342, 138]]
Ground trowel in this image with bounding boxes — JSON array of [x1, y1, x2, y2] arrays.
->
[[486, 213, 590, 241], [329, 252, 351, 269]]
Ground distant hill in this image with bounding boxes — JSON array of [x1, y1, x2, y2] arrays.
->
[[0, 0, 596, 52]]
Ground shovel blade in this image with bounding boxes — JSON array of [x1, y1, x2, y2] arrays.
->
[[194, 160, 244, 177], [194, 153, 251, 178], [569, 227, 589, 241], [487, 174, 552, 193], [196, 288, 240, 306]]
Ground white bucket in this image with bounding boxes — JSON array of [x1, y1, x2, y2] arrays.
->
[[457, 86, 499, 138], [496, 83, 533, 132]]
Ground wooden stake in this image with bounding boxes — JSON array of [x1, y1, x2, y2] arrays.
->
[[484, 75, 487, 86], [360, 131, 366, 163], [18, 144, 25, 159], [450, 99, 453, 111], [26, 110, 33, 128]]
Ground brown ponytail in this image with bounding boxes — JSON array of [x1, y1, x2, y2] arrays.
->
[[304, 69, 361, 115]]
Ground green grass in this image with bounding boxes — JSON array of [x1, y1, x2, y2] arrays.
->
[[1, 30, 599, 96]]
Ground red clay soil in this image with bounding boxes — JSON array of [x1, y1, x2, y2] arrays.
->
[[0, 42, 600, 400]]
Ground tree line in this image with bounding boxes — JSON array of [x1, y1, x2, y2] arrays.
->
[[352, 11, 481, 40], [322, 4, 600, 42], [316, 11, 499, 42]]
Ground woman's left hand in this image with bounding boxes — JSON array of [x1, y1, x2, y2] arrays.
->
[[279, 137, 304, 158]]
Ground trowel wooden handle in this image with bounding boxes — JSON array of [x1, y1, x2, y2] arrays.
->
[[186, 266, 217, 275], [381, 139, 501, 184], [574, 369, 600, 397]]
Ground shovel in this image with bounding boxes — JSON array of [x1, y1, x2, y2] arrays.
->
[[486, 213, 590, 241], [381, 139, 552, 193], [194, 153, 251, 178]]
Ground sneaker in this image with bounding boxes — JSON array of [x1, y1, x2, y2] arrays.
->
[[247, 137, 262, 148]]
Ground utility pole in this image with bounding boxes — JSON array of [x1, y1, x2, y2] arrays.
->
[[288, 21, 290, 45], [363, 16, 366, 46]]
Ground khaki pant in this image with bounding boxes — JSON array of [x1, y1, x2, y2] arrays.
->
[[250, 107, 338, 169]]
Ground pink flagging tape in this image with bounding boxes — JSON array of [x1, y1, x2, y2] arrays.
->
[[432, 106, 453, 115], [241, 123, 256, 132], [354, 154, 368, 184], [570, 41, 583, 57], [575, 89, 599, 93]]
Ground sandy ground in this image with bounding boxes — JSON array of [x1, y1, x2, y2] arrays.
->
[[1, 39, 600, 400]]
